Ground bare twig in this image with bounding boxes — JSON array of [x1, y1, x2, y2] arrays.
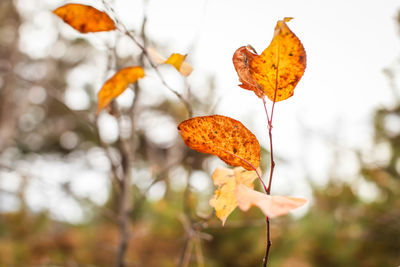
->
[[262, 56, 279, 266], [101, 0, 193, 118], [178, 214, 211, 267]]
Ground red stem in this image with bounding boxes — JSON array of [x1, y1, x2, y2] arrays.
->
[[223, 149, 267, 193], [262, 59, 279, 266]]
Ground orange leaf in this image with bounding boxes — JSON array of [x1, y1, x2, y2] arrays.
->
[[53, 4, 116, 33], [178, 115, 260, 170], [234, 18, 306, 101], [147, 48, 193, 76], [97, 66, 145, 113], [250, 17, 306, 101], [209, 167, 260, 225], [236, 184, 307, 218], [232, 46, 264, 98]]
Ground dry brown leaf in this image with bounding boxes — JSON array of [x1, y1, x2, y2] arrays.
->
[[97, 66, 145, 113], [236, 184, 307, 218], [209, 167, 260, 225], [249, 17, 306, 101], [53, 4, 116, 33], [232, 46, 264, 98], [178, 115, 260, 170]]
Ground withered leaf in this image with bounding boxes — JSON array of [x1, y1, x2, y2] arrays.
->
[[236, 184, 307, 218], [53, 3, 116, 33], [97, 66, 145, 113], [232, 46, 264, 98], [209, 167, 260, 225], [178, 115, 260, 170], [250, 17, 306, 101]]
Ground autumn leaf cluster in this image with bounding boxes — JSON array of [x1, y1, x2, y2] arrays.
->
[[53, 3, 193, 114], [53, 3, 306, 225], [178, 18, 307, 224]]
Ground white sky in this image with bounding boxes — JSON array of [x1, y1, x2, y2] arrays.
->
[[6, 0, 400, 220]]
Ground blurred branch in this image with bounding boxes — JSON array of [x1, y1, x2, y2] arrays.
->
[[178, 214, 211, 267], [101, 0, 193, 118]]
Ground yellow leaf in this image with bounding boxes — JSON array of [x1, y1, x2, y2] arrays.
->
[[97, 66, 145, 113], [247, 17, 306, 101], [178, 115, 260, 170], [53, 3, 116, 33], [209, 167, 260, 225], [147, 48, 193, 76], [164, 53, 192, 76], [236, 184, 307, 218]]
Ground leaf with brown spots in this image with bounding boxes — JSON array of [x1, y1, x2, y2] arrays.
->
[[250, 17, 306, 101], [209, 167, 260, 225], [53, 4, 116, 33], [178, 115, 260, 170], [236, 185, 307, 218], [233, 18, 306, 101], [97, 66, 145, 113]]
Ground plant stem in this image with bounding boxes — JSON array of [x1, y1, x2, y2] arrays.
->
[[266, 120, 275, 195], [222, 149, 267, 192], [116, 164, 131, 267], [262, 91, 277, 267], [263, 217, 272, 267]]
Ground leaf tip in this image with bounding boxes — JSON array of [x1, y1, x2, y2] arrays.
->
[[283, 17, 293, 22]]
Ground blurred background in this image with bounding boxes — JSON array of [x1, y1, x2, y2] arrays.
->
[[1, 0, 400, 266]]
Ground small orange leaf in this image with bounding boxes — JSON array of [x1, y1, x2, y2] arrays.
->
[[249, 17, 306, 101], [232, 46, 264, 98], [97, 66, 145, 113], [147, 48, 193, 76], [53, 4, 116, 33], [178, 115, 260, 170], [209, 167, 260, 225], [236, 184, 307, 218]]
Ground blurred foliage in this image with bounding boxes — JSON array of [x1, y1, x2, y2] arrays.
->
[[1, 0, 400, 266]]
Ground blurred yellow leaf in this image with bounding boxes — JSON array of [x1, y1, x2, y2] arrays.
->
[[178, 115, 260, 170], [209, 167, 260, 225], [148, 48, 193, 76], [97, 66, 145, 113], [249, 17, 306, 101], [236, 185, 307, 218], [53, 3, 116, 33], [164, 53, 192, 76]]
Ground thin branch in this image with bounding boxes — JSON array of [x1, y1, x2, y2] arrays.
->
[[264, 217, 272, 267], [101, 0, 193, 118], [114, 135, 133, 267], [194, 235, 205, 267], [262, 46, 279, 266], [181, 238, 194, 267], [222, 149, 267, 193]]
